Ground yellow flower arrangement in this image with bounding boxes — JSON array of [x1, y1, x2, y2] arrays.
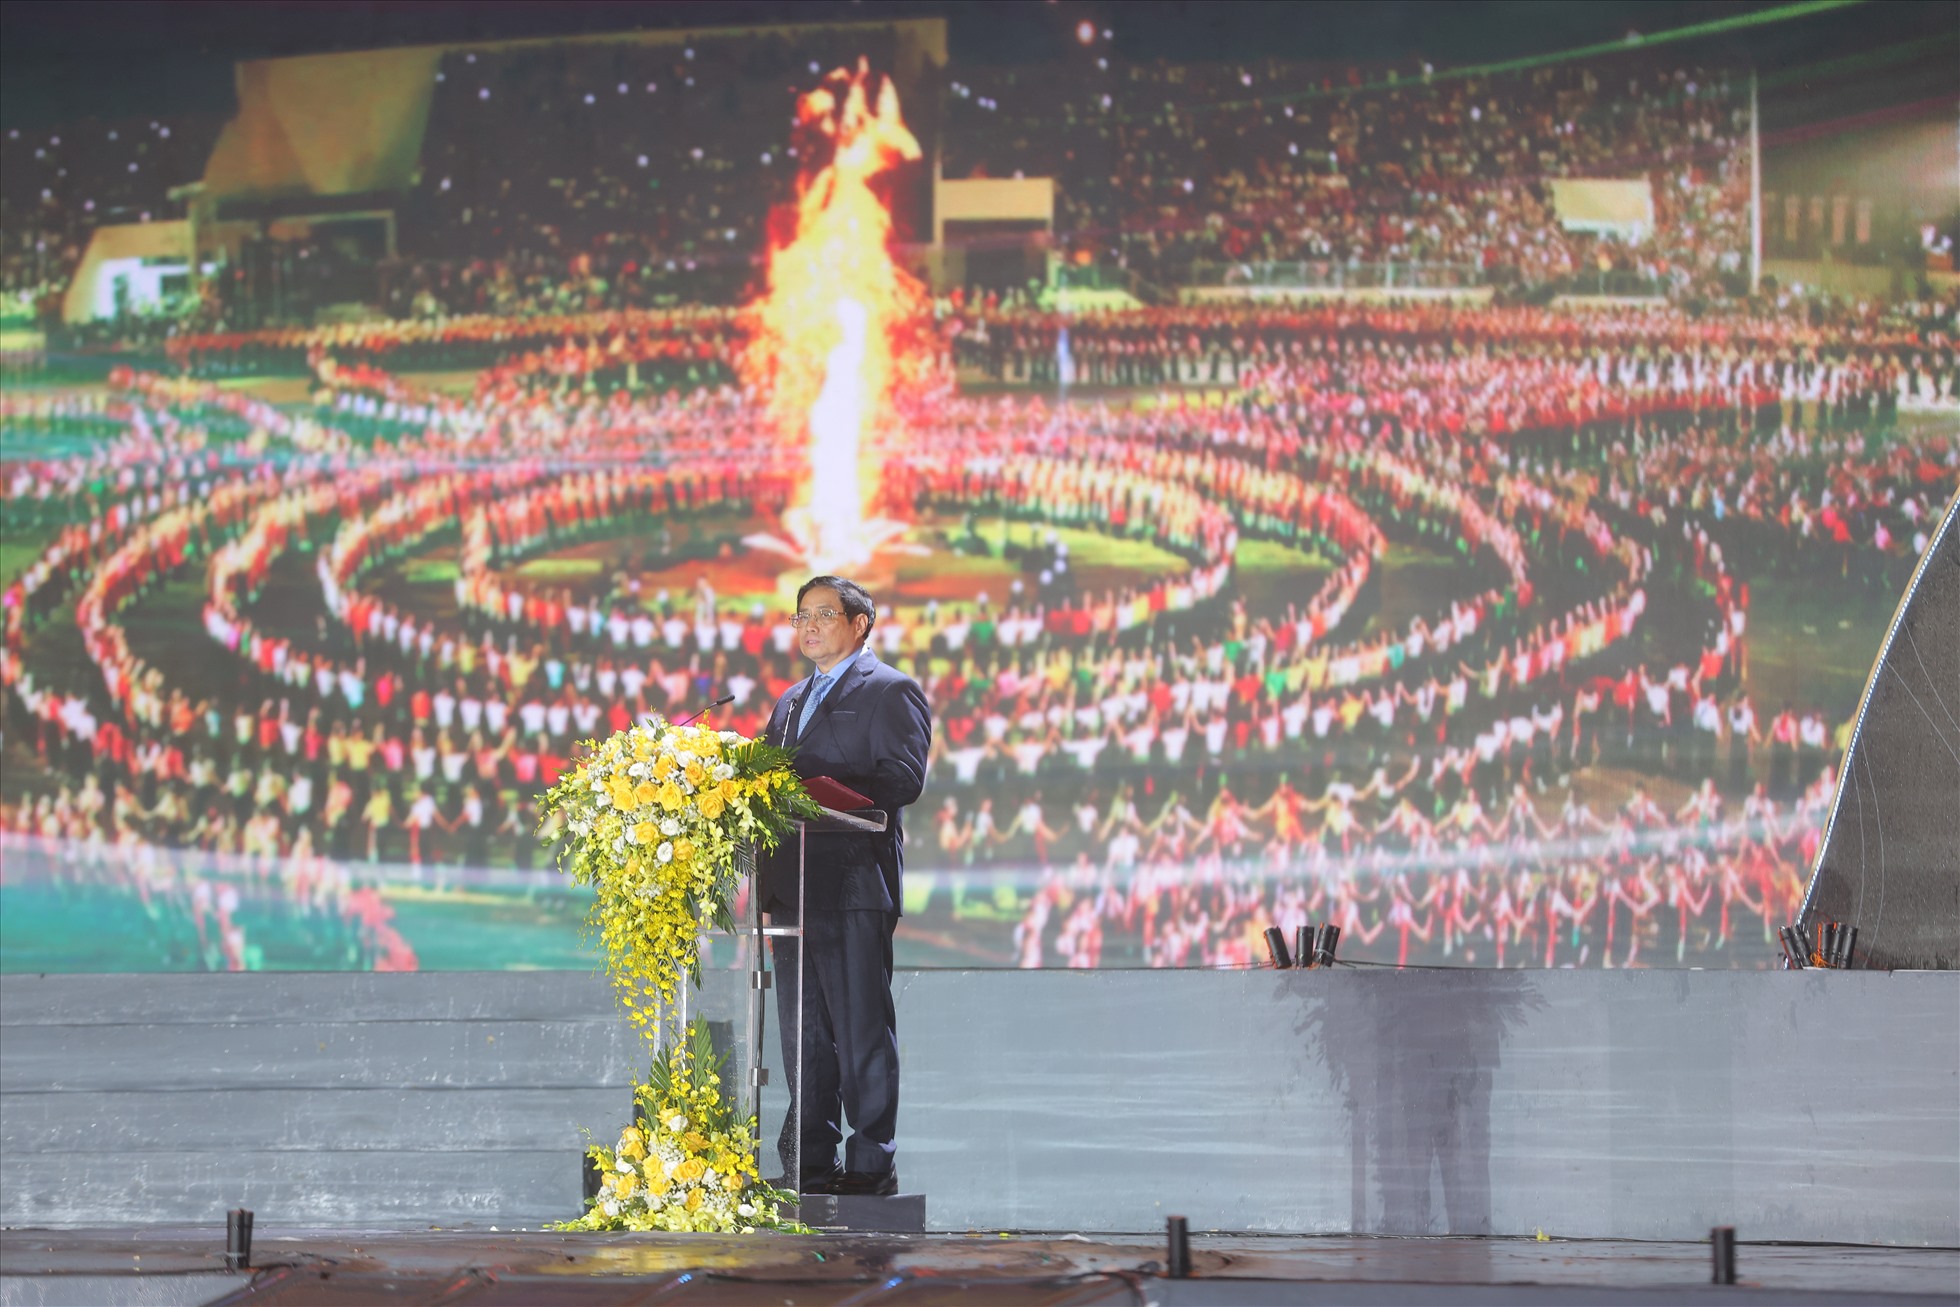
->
[[540, 716, 819, 1234], [557, 1022, 802, 1233], [540, 716, 819, 1026]]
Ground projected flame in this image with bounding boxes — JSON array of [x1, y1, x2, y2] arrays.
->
[[743, 61, 927, 575]]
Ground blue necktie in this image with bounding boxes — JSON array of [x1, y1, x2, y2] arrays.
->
[[797, 672, 834, 739]]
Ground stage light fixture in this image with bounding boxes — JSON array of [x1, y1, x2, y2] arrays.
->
[[1295, 925, 1313, 970], [1710, 1226, 1736, 1285], [1315, 924, 1342, 967], [1263, 926, 1292, 969], [224, 1208, 254, 1271], [1166, 1216, 1191, 1278], [1777, 926, 1806, 969]]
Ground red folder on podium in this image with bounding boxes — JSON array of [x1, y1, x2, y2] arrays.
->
[[803, 775, 874, 812]]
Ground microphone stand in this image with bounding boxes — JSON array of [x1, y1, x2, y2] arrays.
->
[[671, 694, 735, 729]]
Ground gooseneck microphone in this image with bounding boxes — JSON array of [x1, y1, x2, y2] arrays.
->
[[674, 694, 735, 728]]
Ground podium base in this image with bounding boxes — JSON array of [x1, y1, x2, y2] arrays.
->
[[794, 1192, 926, 1232]]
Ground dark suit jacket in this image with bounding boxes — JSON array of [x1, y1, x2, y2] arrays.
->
[[759, 646, 932, 915]]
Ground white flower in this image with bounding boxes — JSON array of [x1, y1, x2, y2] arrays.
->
[[616, 1156, 636, 1172], [720, 730, 740, 743], [737, 1203, 756, 1218], [629, 762, 648, 778], [713, 763, 734, 781], [601, 1199, 620, 1217], [667, 1114, 687, 1132], [656, 841, 674, 864], [659, 817, 680, 837], [591, 777, 607, 791], [594, 790, 611, 807]]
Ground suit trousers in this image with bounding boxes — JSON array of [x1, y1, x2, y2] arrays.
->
[[770, 907, 899, 1178]]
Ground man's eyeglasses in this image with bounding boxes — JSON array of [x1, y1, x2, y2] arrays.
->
[[789, 607, 847, 628]]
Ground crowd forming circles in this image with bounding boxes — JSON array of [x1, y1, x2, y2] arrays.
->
[[4, 301, 1955, 971]]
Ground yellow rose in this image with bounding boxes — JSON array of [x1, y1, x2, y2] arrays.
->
[[653, 753, 677, 778], [682, 1131, 710, 1153], [633, 821, 660, 845], [633, 737, 652, 761], [683, 761, 706, 788], [657, 781, 685, 812], [610, 777, 637, 809], [719, 779, 740, 801], [617, 1171, 639, 1196], [618, 1129, 646, 1160], [634, 780, 661, 807], [697, 791, 725, 821], [675, 1157, 706, 1183], [722, 1171, 746, 1192], [685, 1188, 704, 1211], [672, 839, 697, 865]]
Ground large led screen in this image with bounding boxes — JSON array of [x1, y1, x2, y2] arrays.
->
[[5, 31, 1955, 973]]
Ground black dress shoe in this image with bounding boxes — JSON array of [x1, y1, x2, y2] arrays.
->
[[830, 1169, 898, 1196]]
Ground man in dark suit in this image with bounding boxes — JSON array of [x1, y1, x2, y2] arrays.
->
[[760, 575, 931, 1196]]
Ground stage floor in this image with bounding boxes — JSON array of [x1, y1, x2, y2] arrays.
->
[[2, 1227, 1955, 1306]]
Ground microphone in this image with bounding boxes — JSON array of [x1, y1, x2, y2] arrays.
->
[[674, 694, 734, 728]]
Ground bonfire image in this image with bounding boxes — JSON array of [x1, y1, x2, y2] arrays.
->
[[743, 60, 929, 577]]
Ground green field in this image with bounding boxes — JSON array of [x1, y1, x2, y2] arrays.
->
[[1744, 577, 1897, 723]]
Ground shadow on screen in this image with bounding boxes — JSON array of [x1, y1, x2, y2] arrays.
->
[[1284, 969, 1541, 1235]]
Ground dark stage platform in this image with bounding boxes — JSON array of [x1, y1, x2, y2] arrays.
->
[[2, 1226, 1956, 1306]]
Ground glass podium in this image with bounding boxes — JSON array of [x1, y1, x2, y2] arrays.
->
[[676, 804, 888, 1209]]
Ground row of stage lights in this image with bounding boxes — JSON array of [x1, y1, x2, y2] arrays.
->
[[1263, 923, 1341, 970], [1780, 920, 1858, 970], [1259, 917, 1855, 972]]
